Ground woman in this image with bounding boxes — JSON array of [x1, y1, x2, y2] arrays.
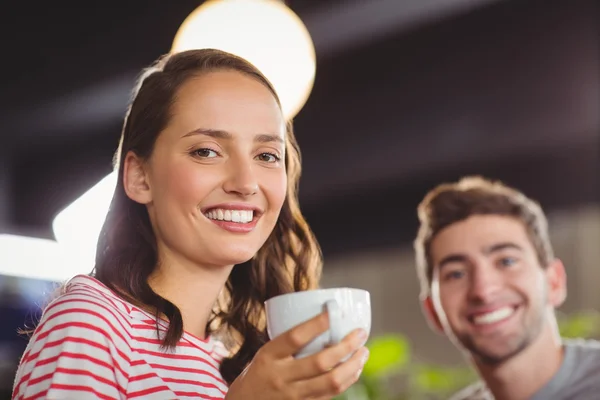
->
[[12, 49, 369, 399]]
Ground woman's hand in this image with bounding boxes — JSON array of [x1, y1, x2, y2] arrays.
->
[[226, 311, 369, 400]]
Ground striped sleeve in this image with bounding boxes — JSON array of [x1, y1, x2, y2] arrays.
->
[[12, 291, 132, 400]]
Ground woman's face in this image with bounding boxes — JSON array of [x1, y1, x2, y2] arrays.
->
[[126, 70, 288, 269]]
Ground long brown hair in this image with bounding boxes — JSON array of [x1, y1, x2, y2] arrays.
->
[[93, 49, 322, 384]]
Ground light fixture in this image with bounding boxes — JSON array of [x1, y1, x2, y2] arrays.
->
[[171, 0, 316, 120]]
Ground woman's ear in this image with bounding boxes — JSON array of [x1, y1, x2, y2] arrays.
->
[[123, 151, 152, 204]]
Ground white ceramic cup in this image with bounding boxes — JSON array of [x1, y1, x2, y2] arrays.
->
[[265, 287, 371, 358]]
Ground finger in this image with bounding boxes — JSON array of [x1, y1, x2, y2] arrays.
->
[[265, 311, 330, 358], [297, 346, 370, 399], [287, 328, 368, 380]]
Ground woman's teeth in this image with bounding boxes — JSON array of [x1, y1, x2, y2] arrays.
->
[[205, 209, 254, 223]]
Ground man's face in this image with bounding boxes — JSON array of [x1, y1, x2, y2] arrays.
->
[[425, 215, 566, 364]]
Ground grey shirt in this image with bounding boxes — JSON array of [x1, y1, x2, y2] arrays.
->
[[449, 339, 600, 400]]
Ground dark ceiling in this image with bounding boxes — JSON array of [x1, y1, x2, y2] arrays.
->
[[0, 0, 598, 258]]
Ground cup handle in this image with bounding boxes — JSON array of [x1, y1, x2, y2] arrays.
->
[[324, 299, 343, 345]]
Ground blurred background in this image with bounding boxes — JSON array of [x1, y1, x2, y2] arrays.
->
[[1, 0, 599, 398]]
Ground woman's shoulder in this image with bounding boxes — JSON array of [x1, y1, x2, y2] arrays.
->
[[13, 275, 135, 399], [35, 274, 136, 339]]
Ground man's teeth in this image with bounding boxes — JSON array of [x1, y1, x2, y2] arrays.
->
[[472, 307, 515, 325], [205, 209, 254, 223]]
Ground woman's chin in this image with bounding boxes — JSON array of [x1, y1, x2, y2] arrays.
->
[[202, 247, 259, 268]]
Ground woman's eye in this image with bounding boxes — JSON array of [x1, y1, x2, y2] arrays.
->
[[193, 148, 218, 158], [256, 152, 280, 163]]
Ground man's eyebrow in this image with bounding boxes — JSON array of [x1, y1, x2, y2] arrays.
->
[[483, 242, 523, 255], [437, 242, 523, 270], [438, 254, 468, 270]]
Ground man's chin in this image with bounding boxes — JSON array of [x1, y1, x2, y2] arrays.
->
[[465, 339, 529, 366]]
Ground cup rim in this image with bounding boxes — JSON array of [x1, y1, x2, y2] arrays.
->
[[264, 287, 369, 305]]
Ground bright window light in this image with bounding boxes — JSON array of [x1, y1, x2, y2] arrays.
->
[[52, 171, 118, 269], [3, 171, 116, 282], [0, 234, 92, 282]]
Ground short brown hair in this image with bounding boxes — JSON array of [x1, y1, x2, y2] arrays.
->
[[414, 176, 554, 297]]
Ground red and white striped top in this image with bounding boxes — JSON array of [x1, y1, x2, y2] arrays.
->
[[12, 275, 230, 400]]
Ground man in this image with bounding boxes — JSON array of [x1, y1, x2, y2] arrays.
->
[[413, 176, 600, 400]]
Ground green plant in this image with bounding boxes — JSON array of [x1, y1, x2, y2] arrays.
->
[[558, 310, 600, 339], [336, 310, 600, 400]]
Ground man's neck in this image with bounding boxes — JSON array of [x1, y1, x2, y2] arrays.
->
[[474, 325, 564, 400]]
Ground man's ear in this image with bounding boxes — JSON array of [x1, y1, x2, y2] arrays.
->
[[421, 295, 445, 334], [546, 258, 567, 308], [123, 151, 152, 205]]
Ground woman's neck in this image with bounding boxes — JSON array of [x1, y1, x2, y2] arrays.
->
[[148, 245, 234, 339]]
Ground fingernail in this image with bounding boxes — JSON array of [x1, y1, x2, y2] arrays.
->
[[361, 348, 370, 366], [355, 367, 364, 379], [355, 329, 368, 347], [356, 328, 368, 340]]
